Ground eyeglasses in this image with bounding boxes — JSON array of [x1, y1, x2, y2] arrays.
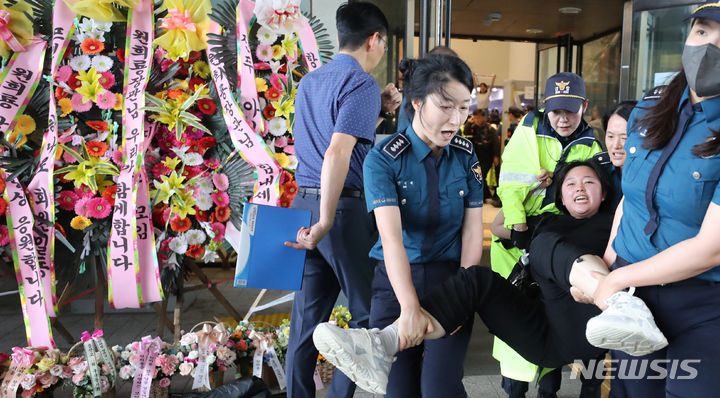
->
[[378, 36, 388, 54]]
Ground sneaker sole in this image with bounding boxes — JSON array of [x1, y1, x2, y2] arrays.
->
[[586, 316, 668, 356], [313, 324, 387, 394]]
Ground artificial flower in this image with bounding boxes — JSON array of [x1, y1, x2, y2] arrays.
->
[[92, 55, 113, 72], [5, 130, 26, 147], [173, 190, 197, 218], [268, 116, 287, 137], [69, 54, 92, 71], [74, 196, 91, 217], [0, 225, 9, 246], [75, 185, 95, 198], [263, 104, 276, 119], [196, 98, 216, 115], [70, 216, 92, 230], [271, 44, 284, 60], [95, 91, 117, 110], [154, 0, 212, 61], [269, 73, 287, 91], [113, 93, 123, 110], [192, 60, 210, 78], [212, 173, 229, 191], [58, 191, 80, 211], [98, 71, 115, 89], [185, 229, 205, 245], [14, 115, 36, 135], [0, 198, 6, 217], [281, 34, 299, 59], [58, 98, 74, 117], [87, 197, 112, 218], [188, 77, 205, 91], [195, 194, 212, 211], [0, 0, 34, 58], [168, 236, 188, 254], [76, 68, 105, 103], [253, 0, 307, 35], [211, 191, 229, 207], [255, 77, 268, 93], [170, 216, 191, 232], [213, 206, 230, 222], [63, 0, 139, 22], [81, 38, 104, 54], [186, 244, 204, 258], [264, 87, 282, 102], [71, 93, 93, 112], [86, 140, 108, 157], [272, 98, 294, 119], [256, 43, 273, 62], [86, 120, 109, 132], [63, 161, 97, 189], [204, 159, 220, 169], [274, 152, 290, 168], [210, 222, 225, 242], [256, 25, 278, 45], [92, 19, 113, 32], [153, 171, 185, 204], [56, 66, 73, 83], [274, 136, 287, 148], [102, 185, 116, 206]]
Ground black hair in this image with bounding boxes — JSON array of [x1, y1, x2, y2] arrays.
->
[[336, 2, 388, 51], [398, 54, 474, 117], [472, 109, 486, 117], [602, 100, 637, 131], [508, 107, 523, 118], [639, 68, 720, 157], [428, 46, 458, 57], [553, 160, 614, 215]]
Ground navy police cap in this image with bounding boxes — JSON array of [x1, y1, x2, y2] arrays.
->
[[689, 1, 720, 24], [543, 72, 586, 114]]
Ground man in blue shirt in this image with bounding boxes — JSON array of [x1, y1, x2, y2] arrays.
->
[[284, 2, 400, 397]]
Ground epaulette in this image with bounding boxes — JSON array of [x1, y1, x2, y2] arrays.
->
[[382, 133, 411, 159], [642, 85, 667, 101], [592, 151, 611, 165], [449, 135, 473, 155]]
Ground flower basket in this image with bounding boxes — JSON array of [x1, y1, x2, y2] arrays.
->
[[67, 340, 116, 398], [186, 322, 229, 392], [317, 361, 335, 384], [149, 380, 169, 398]]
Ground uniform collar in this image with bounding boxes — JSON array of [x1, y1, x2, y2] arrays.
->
[[677, 87, 691, 112], [405, 125, 450, 162], [333, 54, 363, 71], [696, 90, 720, 132]]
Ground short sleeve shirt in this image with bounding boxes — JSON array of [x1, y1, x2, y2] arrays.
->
[[613, 88, 720, 280], [363, 127, 484, 263], [293, 54, 381, 189]]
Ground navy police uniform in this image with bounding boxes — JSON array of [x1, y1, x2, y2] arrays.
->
[[609, 85, 720, 398], [591, 151, 623, 212], [362, 127, 483, 397]]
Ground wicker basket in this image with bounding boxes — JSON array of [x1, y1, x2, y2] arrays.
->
[[68, 341, 117, 398], [149, 380, 169, 398], [316, 361, 335, 384]]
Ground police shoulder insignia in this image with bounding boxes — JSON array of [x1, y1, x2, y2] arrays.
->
[[450, 135, 473, 154], [471, 161, 483, 184], [642, 85, 667, 101], [382, 134, 411, 159], [592, 151, 611, 165]]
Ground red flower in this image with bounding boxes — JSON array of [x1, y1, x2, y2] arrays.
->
[[167, 89, 184, 99], [195, 209, 210, 222], [197, 98, 216, 115], [264, 87, 282, 102], [186, 244, 205, 258], [99, 72, 115, 89], [58, 190, 79, 211], [55, 86, 68, 100], [198, 137, 216, 151], [263, 104, 276, 119], [187, 140, 206, 155], [214, 206, 231, 222], [116, 49, 125, 63], [0, 198, 7, 216], [152, 205, 169, 225], [189, 77, 205, 91], [80, 38, 104, 54], [86, 121, 109, 132], [186, 51, 202, 63], [236, 340, 249, 351], [102, 185, 117, 206], [279, 199, 291, 208], [86, 140, 108, 157], [282, 180, 298, 198], [170, 216, 191, 232], [280, 170, 293, 184], [68, 73, 82, 90]]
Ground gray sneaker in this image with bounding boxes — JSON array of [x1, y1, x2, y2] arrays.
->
[[586, 290, 668, 356], [313, 322, 393, 394]]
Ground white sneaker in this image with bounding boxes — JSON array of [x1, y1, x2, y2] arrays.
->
[[586, 289, 668, 356], [312, 322, 393, 394]]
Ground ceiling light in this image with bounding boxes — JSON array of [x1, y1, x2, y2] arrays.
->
[[558, 6, 582, 14], [489, 12, 502, 21], [526, 28, 544, 34]]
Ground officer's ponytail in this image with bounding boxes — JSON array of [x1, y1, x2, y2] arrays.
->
[[399, 54, 473, 118]]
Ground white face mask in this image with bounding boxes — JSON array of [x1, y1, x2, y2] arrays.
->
[[682, 43, 720, 97]]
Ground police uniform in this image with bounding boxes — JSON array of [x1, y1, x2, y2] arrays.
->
[[362, 126, 483, 397], [592, 151, 623, 212], [609, 83, 720, 397]]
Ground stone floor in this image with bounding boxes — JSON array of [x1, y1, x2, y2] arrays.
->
[[0, 203, 587, 396]]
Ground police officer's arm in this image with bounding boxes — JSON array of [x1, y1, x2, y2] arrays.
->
[[594, 202, 720, 310], [496, 117, 542, 230], [286, 133, 356, 250], [602, 196, 623, 266], [461, 207, 484, 268]]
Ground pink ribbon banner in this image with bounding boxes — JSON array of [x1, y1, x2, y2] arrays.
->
[[297, 21, 322, 72], [3, 177, 54, 349], [235, 2, 264, 135], [0, 348, 34, 397], [25, 0, 76, 318], [0, 39, 46, 139], [207, 21, 281, 206], [107, 0, 153, 309], [130, 336, 162, 398]]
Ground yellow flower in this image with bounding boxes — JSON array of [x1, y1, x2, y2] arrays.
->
[[274, 152, 289, 168], [162, 156, 182, 171], [272, 99, 294, 119], [64, 161, 97, 189], [58, 98, 73, 117], [152, 171, 185, 204], [63, 0, 139, 21], [0, 0, 34, 58], [113, 93, 123, 111], [14, 115, 36, 135], [255, 77, 268, 93], [281, 34, 298, 59], [70, 216, 92, 230], [6, 131, 27, 147], [76, 68, 105, 103], [154, 0, 212, 61], [193, 60, 210, 79], [36, 358, 55, 373], [172, 189, 196, 219], [272, 44, 285, 60]]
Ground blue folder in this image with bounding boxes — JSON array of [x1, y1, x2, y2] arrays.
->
[[233, 203, 311, 290]]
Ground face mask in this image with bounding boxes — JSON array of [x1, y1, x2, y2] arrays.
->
[[682, 43, 720, 97]]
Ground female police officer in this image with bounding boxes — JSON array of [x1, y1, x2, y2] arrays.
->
[[359, 54, 484, 397], [589, 2, 720, 396]]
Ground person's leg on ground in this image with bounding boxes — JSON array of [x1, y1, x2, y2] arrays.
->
[[537, 368, 562, 398]]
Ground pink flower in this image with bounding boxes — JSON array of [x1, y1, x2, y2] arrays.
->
[[71, 93, 92, 112], [128, 353, 139, 366], [58, 190, 80, 211], [98, 72, 115, 89], [62, 366, 73, 379], [75, 185, 95, 198], [74, 196, 91, 217], [159, 377, 171, 387], [0, 226, 9, 246], [87, 197, 112, 218], [72, 372, 85, 384], [256, 43, 273, 62], [101, 376, 110, 392], [269, 73, 287, 91], [111, 149, 124, 165], [95, 91, 117, 110], [56, 65, 72, 83], [152, 162, 171, 176], [212, 173, 229, 191], [155, 354, 179, 376], [204, 159, 220, 169], [283, 145, 295, 155], [184, 125, 204, 140], [211, 191, 229, 206], [210, 222, 225, 242], [159, 238, 172, 252], [62, 148, 79, 163], [178, 362, 193, 376], [274, 136, 288, 148], [38, 372, 58, 388]]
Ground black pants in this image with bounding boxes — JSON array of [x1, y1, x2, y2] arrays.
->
[[421, 232, 606, 369]]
